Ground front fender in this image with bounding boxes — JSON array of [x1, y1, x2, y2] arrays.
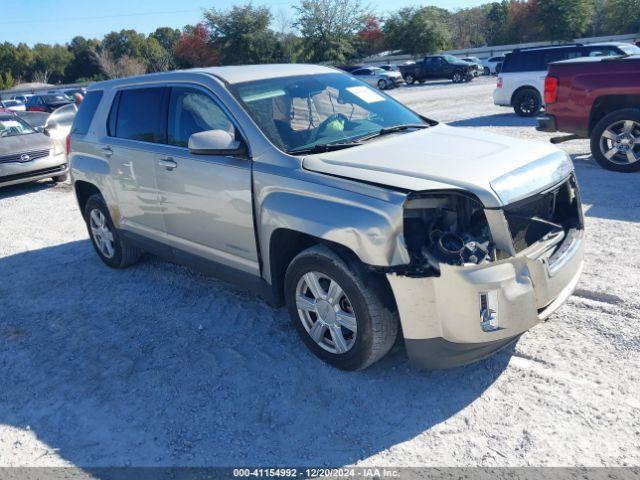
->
[[257, 179, 409, 283]]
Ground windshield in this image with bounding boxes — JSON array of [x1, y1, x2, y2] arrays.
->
[[443, 55, 459, 63], [0, 115, 36, 137], [230, 73, 425, 154], [619, 44, 640, 55]]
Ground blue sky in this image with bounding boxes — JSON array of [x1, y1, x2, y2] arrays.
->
[[0, 0, 489, 46]]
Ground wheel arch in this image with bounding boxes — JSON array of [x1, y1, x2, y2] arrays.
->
[[268, 229, 369, 307], [74, 180, 102, 219], [510, 85, 540, 106], [589, 96, 640, 136]]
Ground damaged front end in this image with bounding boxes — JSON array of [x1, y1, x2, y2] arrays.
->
[[402, 192, 498, 275], [386, 175, 585, 368]]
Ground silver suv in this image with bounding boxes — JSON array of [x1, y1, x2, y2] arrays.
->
[[69, 64, 585, 370]]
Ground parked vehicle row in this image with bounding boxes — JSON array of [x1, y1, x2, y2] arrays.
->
[[493, 42, 640, 117]]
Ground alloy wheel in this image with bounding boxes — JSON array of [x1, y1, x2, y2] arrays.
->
[[295, 271, 357, 354], [599, 120, 640, 165], [89, 208, 115, 259]]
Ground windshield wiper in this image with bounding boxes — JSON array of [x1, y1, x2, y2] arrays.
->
[[288, 141, 362, 155], [355, 124, 430, 142]]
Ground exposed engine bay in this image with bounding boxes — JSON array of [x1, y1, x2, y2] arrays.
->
[[403, 193, 495, 275], [400, 177, 583, 276]]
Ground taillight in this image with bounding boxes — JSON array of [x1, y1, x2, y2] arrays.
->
[[544, 76, 558, 104], [66, 135, 71, 155], [496, 76, 502, 88]]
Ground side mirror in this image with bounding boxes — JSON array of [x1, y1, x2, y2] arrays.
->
[[188, 129, 247, 157]]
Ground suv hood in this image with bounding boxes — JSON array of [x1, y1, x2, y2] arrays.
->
[[302, 124, 572, 208]]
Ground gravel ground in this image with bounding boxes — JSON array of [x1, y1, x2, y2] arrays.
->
[[1, 76, 639, 468]]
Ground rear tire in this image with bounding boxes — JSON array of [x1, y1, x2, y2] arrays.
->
[[284, 245, 398, 371], [590, 109, 640, 172], [513, 88, 541, 117], [84, 194, 143, 269], [377, 79, 387, 90]]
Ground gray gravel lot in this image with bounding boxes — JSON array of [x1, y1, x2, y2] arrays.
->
[[0, 76, 639, 468]]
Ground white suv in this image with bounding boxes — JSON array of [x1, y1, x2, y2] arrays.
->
[[493, 43, 639, 117]]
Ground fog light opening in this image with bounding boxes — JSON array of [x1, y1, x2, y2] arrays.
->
[[480, 291, 500, 332]]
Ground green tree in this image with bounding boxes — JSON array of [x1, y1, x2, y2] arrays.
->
[[0, 72, 14, 90], [101, 29, 147, 61], [538, 0, 594, 40], [65, 36, 102, 82], [486, 1, 509, 45], [204, 4, 279, 65], [31, 43, 74, 83], [294, 0, 371, 63], [150, 27, 181, 52], [383, 7, 450, 56], [604, 0, 640, 34]]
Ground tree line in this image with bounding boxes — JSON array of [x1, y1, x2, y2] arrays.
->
[[0, 0, 637, 89]]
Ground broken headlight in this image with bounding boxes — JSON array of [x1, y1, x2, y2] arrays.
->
[[403, 193, 495, 274]]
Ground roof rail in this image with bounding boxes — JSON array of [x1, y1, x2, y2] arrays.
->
[[512, 43, 584, 53]]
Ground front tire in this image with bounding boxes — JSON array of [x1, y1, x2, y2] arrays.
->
[[484, 67, 490, 76], [590, 109, 640, 172], [513, 88, 541, 117], [404, 74, 415, 85], [84, 194, 143, 268], [284, 245, 398, 371], [452, 71, 464, 83]]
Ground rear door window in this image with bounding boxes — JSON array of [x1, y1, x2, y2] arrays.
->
[[110, 87, 169, 144], [71, 90, 103, 135]]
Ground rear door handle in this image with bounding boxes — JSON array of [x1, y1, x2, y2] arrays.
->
[[100, 146, 113, 158], [158, 157, 177, 171]]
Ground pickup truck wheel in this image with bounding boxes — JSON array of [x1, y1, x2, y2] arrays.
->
[[404, 74, 415, 85], [591, 109, 640, 172], [513, 89, 541, 117], [377, 79, 387, 90], [284, 245, 398, 371], [84, 194, 143, 269], [452, 71, 464, 83]]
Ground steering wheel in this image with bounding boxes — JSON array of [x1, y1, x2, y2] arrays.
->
[[309, 113, 350, 143]]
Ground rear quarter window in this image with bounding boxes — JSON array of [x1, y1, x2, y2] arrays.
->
[[71, 90, 103, 135]]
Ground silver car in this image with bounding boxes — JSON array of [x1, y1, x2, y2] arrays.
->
[[0, 112, 68, 188], [69, 65, 584, 370], [351, 66, 404, 89]]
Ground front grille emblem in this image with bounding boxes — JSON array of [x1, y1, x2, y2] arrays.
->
[[19, 153, 31, 162]]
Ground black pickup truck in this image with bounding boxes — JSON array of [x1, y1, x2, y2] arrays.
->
[[399, 55, 476, 84]]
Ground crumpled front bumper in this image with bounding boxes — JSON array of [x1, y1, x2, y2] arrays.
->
[[387, 229, 584, 368]]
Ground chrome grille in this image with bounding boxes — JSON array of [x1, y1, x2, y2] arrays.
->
[[0, 149, 50, 164]]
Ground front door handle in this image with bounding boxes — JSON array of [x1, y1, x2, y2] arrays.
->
[[100, 146, 113, 158], [158, 157, 178, 171]]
